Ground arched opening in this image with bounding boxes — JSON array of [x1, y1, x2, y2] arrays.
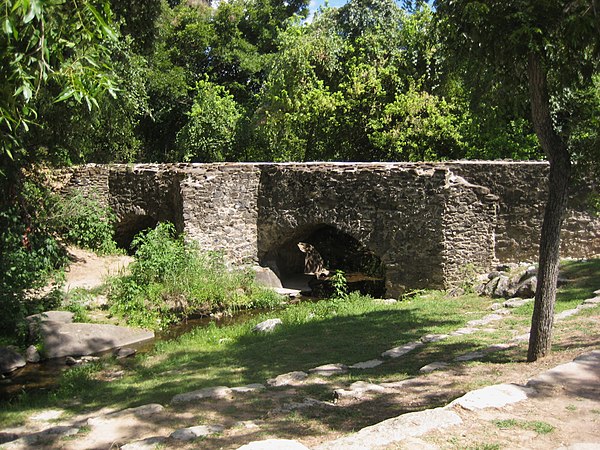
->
[[114, 214, 158, 252], [263, 225, 385, 297]]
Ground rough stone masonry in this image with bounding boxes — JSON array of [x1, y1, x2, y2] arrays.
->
[[56, 161, 600, 298]]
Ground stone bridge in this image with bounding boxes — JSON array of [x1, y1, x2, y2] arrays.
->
[[58, 162, 600, 297]]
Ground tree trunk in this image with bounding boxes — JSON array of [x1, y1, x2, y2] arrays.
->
[[526, 51, 571, 362]]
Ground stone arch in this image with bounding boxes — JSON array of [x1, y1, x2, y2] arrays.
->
[[260, 224, 386, 297], [114, 214, 158, 250]]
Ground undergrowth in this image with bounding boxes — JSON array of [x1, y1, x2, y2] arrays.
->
[[108, 223, 283, 329]]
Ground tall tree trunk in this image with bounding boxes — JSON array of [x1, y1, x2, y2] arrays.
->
[[526, 52, 571, 362]]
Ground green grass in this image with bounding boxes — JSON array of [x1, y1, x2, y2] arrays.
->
[[1, 258, 598, 429], [493, 418, 555, 434]]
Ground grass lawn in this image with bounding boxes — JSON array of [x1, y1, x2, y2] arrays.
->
[[1, 258, 598, 429]]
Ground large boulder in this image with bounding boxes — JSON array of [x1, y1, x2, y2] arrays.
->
[[38, 322, 154, 359], [476, 264, 538, 299], [252, 266, 283, 289], [0, 347, 26, 374]]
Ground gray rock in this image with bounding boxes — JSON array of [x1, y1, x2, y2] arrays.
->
[[115, 347, 137, 359], [2, 426, 79, 448], [274, 397, 336, 413], [381, 341, 423, 359], [503, 297, 532, 308], [230, 383, 266, 393], [170, 425, 224, 441], [308, 363, 348, 376], [120, 437, 167, 450], [334, 381, 387, 399], [171, 386, 232, 404], [454, 350, 486, 362], [0, 347, 26, 374], [419, 362, 450, 373], [38, 322, 154, 359], [349, 359, 384, 369], [252, 266, 283, 289], [515, 276, 537, 298], [315, 407, 462, 450], [420, 334, 449, 343], [237, 439, 310, 450], [267, 371, 308, 387], [252, 318, 282, 333], [25, 345, 40, 363], [26, 310, 74, 324], [583, 296, 600, 305], [492, 275, 511, 298], [449, 383, 532, 410]]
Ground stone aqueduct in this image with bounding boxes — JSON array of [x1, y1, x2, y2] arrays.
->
[[59, 162, 600, 297]]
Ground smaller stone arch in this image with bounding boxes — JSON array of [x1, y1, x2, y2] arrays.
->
[[114, 214, 158, 251], [261, 224, 386, 297]]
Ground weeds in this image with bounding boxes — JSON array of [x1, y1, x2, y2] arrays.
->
[[493, 418, 555, 434]]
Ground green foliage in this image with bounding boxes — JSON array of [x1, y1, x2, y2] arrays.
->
[[330, 270, 349, 300], [108, 223, 283, 330], [53, 193, 118, 255], [174, 79, 242, 162], [493, 419, 555, 434]]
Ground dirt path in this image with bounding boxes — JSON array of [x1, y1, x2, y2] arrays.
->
[[63, 247, 132, 291]]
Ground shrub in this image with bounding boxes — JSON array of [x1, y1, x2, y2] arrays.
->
[[53, 192, 119, 255], [108, 223, 283, 329]]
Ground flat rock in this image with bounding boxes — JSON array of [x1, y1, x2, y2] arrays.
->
[[0, 347, 26, 374], [115, 347, 137, 359], [583, 296, 600, 305], [171, 386, 232, 404], [26, 311, 74, 324], [309, 363, 348, 376], [30, 410, 64, 422], [275, 397, 335, 413], [454, 350, 486, 362], [2, 426, 79, 448], [420, 334, 449, 343], [170, 425, 224, 441], [381, 341, 423, 359], [419, 362, 449, 373], [237, 439, 310, 450], [467, 313, 504, 327], [527, 350, 600, 393], [267, 371, 308, 387], [315, 407, 462, 450], [449, 383, 532, 410], [349, 359, 383, 369], [556, 444, 600, 450], [39, 322, 154, 359], [231, 383, 266, 393], [121, 437, 167, 450], [450, 327, 479, 336], [555, 308, 580, 321], [252, 318, 282, 333], [503, 298, 532, 308], [274, 288, 302, 298], [334, 381, 387, 399]]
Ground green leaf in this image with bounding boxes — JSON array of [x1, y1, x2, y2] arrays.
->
[[3, 18, 13, 35]]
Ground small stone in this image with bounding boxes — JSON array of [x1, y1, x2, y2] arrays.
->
[[583, 297, 600, 305], [419, 362, 450, 373], [121, 437, 167, 450], [267, 371, 308, 387], [252, 318, 282, 333], [334, 381, 387, 399], [490, 303, 503, 310], [171, 386, 232, 404], [115, 347, 137, 359], [231, 383, 266, 393], [65, 356, 79, 366], [349, 359, 384, 369], [308, 363, 348, 376], [420, 334, 449, 343], [381, 341, 423, 359], [170, 425, 224, 441], [237, 439, 310, 450], [450, 327, 479, 336], [503, 297, 532, 308], [454, 351, 486, 362], [25, 345, 41, 363]]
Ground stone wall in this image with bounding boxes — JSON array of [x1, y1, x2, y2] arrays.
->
[[57, 161, 600, 297]]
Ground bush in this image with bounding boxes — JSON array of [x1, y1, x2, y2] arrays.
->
[[108, 223, 283, 329], [53, 192, 119, 254]]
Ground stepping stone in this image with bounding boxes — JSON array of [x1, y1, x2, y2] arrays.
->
[[454, 351, 485, 362], [237, 439, 310, 450], [503, 298, 532, 308], [88, 404, 164, 426], [450, 327, 479, 336], [171, 386, 232, 404], [121, 437, 167, 450], [381, 341, 423, 359], [275, 397, 336, 413], [309, 363, 348, 376], [314, 407, 462, 450], [349, 359, 384, 369], [449, 383, 532, 410], [511, 332, 530, 342], [419, 362, 449, 373], [527, 350, 600, 392], [252, 318, 282, 333], [170, 425, 224, 441], [555, 309, 580, 321], [486, 343, 515, 352], [30, 410, 64, 422], [334, 381, 387, 399], [231, 383, 266, 393], [583, 296, 600, 305], [420, 334, 449, 343], [467, 313, 504, 327], [267, 371, 308, 387], [2, 426, 80, 448]]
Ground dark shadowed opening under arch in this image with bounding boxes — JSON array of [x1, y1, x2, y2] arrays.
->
[[262, 225, 385, 297], [114, 214, 158, 252]]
